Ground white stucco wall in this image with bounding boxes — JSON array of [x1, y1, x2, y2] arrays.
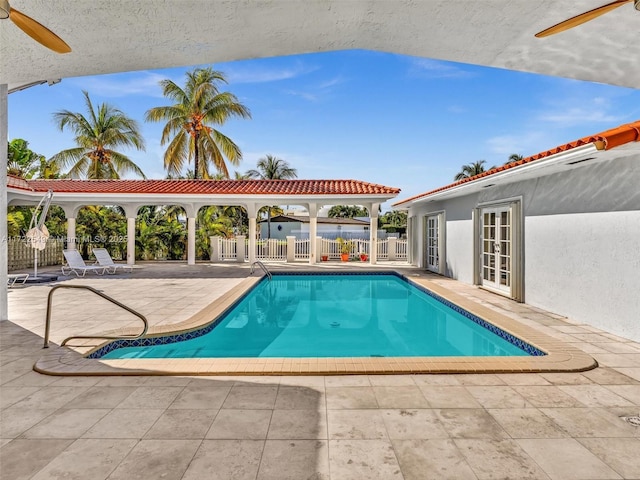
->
[[407, 154, 640, 342]]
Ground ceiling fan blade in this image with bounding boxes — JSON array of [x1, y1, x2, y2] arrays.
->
[[9, 7, 71, 53], [535, 0, 632, 37]]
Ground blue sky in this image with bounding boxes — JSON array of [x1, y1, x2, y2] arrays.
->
[[8, 49, 640, 211]]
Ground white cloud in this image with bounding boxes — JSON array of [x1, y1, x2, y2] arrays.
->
[[537, 107, 622, 127], [284, 75, 345, 102], [408, 58, 474, 79], [70, 71, 170, 98], [486, 131, 546, 156], [224, 62, 318, 84]]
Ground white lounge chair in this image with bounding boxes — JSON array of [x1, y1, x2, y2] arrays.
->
[[92, 248, 133, 274], [62, 249, 107, 277], [8, 273, 29, 287]]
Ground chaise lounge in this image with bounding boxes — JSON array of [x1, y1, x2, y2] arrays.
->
[[61, 249, 107, 277], [91, 248, 134, 274]]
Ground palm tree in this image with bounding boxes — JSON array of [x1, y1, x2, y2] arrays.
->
[[246, 155, 298, 239], [506, 153, 524, 164], [50, 91, 146, 179], [7, 139, 44, 178], [454, 160, 495, 181], [145, 67, 251, 179]]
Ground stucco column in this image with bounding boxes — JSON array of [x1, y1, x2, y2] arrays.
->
[[187, 216, 196, 265], [307, 203, 318, 265], [369, 203, 380, 265], [246, 204, 257, 264], [66, 217, 76, 250], [1, 84, 8, 321], [122, 206, 138, 265]]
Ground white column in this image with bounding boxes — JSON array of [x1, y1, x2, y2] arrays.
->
[[369, 203, 380, 265], [1, 84, 8, 321], [187, 216, 196, 265], [307, 203, 318, 265], [66, 217, 76, 250], [236, 235, 246, 263], [246, 204, 258, 265], [210, 236, 221, 262], [127, 217, 136, 265], [388, 237, 398, 261], [286, 236, 295, 263]]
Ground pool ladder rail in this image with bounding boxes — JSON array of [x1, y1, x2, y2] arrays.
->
[[250, 261, 272, 280], [43, 284, 149, 349]]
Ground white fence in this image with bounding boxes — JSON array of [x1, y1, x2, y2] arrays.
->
[[211, 236, 407, 263]]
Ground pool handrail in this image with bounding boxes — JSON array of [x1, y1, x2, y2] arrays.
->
[[250, 261, 272, 280], [43, 284, 149, 348]]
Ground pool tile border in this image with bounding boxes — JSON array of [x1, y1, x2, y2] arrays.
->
[[33, 271, 598, 376]]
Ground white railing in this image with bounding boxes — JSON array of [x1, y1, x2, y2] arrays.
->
[[210, 235, 409, 263]]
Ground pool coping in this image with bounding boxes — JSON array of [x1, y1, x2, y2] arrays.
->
[[33, 271, 598, 376]]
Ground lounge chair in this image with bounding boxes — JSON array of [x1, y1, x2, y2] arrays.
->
[[8, 273, 29, 287], [91, 248, 133, 274], [61, 249, 107, 277]]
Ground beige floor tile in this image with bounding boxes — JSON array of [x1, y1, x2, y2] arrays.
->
[[613, 367, 640, 382], [82, 408, 164, 439], [455, 438, 550, 479], [583, 367, 639, 385], [487, 408, 568, 439], [324, 375, 371, 387], [2, 371, 58, 387], [539, 407, 636, 437], [412, 375, 461, 386], [454, 374, 506, 385], [603, 384, 640, 405], [65, 386, 138, 409], [328, 439, 403, 480], [279, 375, 325, 388], [144, 409, 218, 439], [258, 439, 330, 480], [0, 386, 41, 409], [168, 385, 230, 409], [275, 385, 325, 410], [328, 409, 387, 440], [326, 386, 379, 409], [0, 439, 73, 480], [222, 385, 278, 409], [381, 409, 449, 439], [539, 373, 593, 385], [22, 408, 110, 439], [107, 439, 201, 480], [577, 437, 640, 479], [512, 385, 585, 407], [0, 407, 58, 438], [593, 353, 640, 368], [419, 386, 481, 408], [392, 438, 477, 480], [115, 386, 183, 409], [94, 376, 149, 386], [9, 386, 87, 409], [466, 386, 532, 409], [48, 376, 102, 387], [517, 438, 622, 480], [435, 409, 508, 440], [207, 409, 272, 439], [30, 438, 137, 480], [558, 384, 635, 407], [268, 409, 327, 440], [181, 439, 263, 480], [372, 386, 430, 408], [368, 375, 416, 386]]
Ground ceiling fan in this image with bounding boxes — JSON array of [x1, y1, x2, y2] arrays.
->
[[0, 0, 71, 53], [536, 0, 640, 37]]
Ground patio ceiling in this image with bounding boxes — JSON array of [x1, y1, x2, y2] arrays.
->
[[2, 1, 640, 89]]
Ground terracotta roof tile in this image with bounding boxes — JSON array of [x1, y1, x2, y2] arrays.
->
[[394, 120, 640, 206], [7, 174, 33, 191], [22, 179, 400, 196]]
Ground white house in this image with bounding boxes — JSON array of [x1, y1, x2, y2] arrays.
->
[[394, 121, 640, 342], [259, 215, 371, 240]]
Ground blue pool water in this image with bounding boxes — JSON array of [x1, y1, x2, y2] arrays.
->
[[99, 273, 538, 359]]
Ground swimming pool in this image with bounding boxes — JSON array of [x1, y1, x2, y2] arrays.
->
[[96, 273, 543, 359]]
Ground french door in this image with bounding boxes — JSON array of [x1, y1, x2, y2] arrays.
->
[[480, 206, 512, 294], [425, 214, 440, 273]]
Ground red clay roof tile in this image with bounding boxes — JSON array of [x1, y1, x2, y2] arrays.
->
[[21, 179, 400, 196], [394, 120, 640, 206]]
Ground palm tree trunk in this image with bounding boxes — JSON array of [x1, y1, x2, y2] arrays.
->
[[193, 133, 200, 179]]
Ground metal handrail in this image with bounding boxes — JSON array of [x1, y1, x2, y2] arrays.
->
[[250, 261, 272, 280], [43, 284, 149, 348]]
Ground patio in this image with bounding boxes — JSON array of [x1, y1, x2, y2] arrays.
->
[[1, 263, 639, 479]]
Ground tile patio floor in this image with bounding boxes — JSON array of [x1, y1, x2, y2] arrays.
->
[[1, 262, 640, 479]]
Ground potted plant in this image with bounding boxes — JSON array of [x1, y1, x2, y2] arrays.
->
[[336, 237, 352, 262], [359, 252, 368, 262], [321, 254, 329, 262]]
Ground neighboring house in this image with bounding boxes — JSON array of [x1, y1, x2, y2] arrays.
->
[[394, 121, 640, 342], [259, 215, 371, 240]]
